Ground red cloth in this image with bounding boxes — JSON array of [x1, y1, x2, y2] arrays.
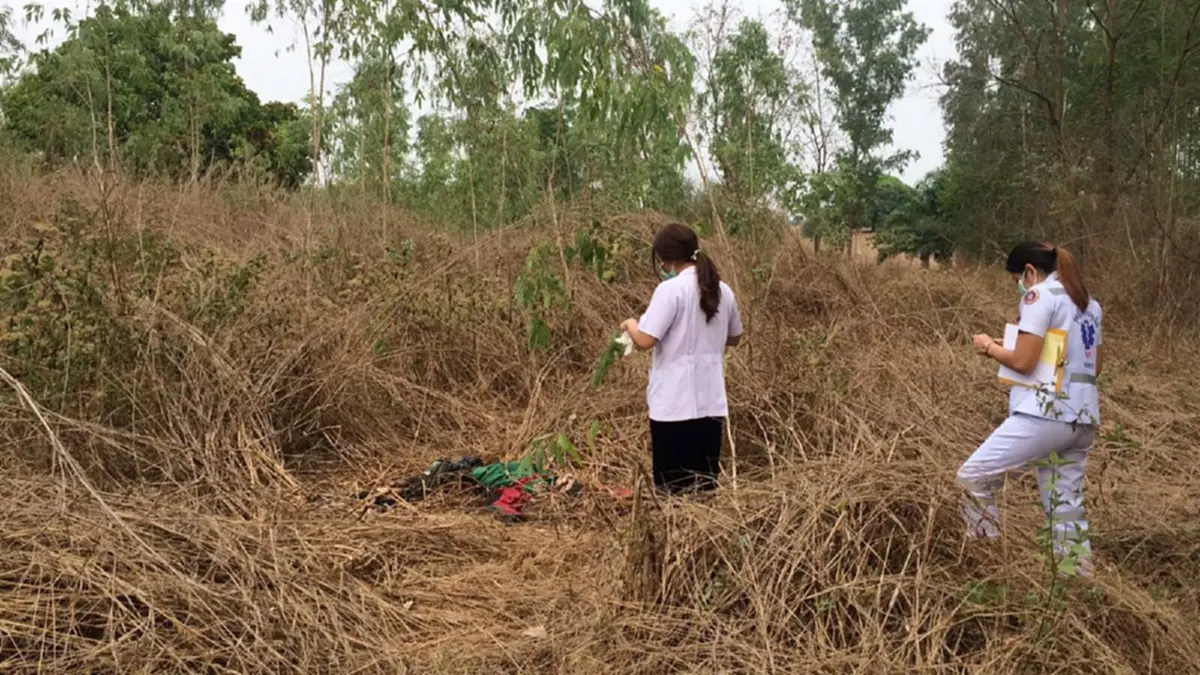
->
[[489, 477, 538, 517]]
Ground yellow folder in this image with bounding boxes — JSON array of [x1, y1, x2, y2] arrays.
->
[[997, 324, 1067, 393]]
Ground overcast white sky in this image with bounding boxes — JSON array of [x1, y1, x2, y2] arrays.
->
[[13, 0, 957, 185]]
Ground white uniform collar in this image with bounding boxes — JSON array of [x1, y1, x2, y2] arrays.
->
[[1036, 271, 1060, 287]]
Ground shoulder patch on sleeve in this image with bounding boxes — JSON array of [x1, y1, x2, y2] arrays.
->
[[1022, 289, 1040, 305]]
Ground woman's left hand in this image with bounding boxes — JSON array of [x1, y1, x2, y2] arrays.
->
[[620, 318, 638, 335], [972, 334, 996, 356]]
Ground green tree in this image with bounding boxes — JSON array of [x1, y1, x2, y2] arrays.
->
[[247, 0, 348, 185], [303, 0, 696, 226], [514, 0, 697, 212], [233, 101, 314, 188], [939, 0, 1200, 264], [873, 169, 956, 267], [408, 114, 458, 214], [2, 2, 310, 184], [797, 164, 853, 247], [787, 0, 929, 241], [327, 56, 409, 194], [332, 0, 416, 200], [0, 5, 22, 82], [701, 18, 804, 221], [375, 0, 697, 228], [865, 174, 915, 231]]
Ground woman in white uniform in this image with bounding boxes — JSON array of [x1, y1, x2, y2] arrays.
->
[[620, 223, 743, 494], [963, 241, 1104, 575]]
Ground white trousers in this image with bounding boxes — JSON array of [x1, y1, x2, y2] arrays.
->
[[956, 413, 1095, 571]]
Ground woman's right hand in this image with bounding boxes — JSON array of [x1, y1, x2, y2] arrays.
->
[[972, 334, 997, 356]]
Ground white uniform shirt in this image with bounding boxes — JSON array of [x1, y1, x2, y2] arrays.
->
[[1008, 272, 1103, 426], [638, 267, 743, 422]]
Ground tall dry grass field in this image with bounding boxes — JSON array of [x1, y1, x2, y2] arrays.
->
[[1, 168, 1198, 673]]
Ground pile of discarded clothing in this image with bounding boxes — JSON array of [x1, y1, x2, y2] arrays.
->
[[354, 455, 582, 521]]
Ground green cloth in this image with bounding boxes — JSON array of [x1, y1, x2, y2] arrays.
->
[[471, 461, 554, 492]]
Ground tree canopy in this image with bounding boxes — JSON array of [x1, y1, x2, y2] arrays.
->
[[2, 0, 1195, 268], [2, 2, 310, 185]]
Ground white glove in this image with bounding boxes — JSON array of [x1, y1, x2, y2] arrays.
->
[[615, 331, 634, 356]]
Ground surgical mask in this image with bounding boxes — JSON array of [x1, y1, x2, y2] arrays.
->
[[1017, 268, 1034, 295], [659, 266, 676, 281]]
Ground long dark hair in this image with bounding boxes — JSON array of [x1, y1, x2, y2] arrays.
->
[[1005, 241, 1090, 311], [652, 222, 722, 322]]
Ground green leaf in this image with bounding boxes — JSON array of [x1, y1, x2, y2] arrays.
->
[[529, 318, 551, 350], [558, 433, 580, 462]]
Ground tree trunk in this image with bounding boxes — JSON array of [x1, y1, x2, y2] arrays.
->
[[1098, 0, 1121, 236], [301, 17, 322, 185], [1100, 30, 1117, 233], [359, 114, 366, 192], [382, 0, 394, 204], [383, 55, 393, 203]]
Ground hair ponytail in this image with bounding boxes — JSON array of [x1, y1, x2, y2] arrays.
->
[[1053, 246, 1090, 311], [694, 251, 721, 322]]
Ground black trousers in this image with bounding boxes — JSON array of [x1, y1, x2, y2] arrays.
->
[[650, 417, 723, 493]]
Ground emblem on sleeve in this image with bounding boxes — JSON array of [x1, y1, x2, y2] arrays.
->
[[1023, 289, 1039, 305]]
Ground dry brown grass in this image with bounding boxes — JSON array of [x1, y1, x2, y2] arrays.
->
[[1, 168, 1198, 673]]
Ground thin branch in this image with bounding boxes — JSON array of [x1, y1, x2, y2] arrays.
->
[[989, 71, 1057, 126]]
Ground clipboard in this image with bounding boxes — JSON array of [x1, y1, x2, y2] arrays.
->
[[997, 323, 1067, 393]]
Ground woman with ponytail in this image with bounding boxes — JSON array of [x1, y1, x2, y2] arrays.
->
[[620, 223, 743, 494], [961, 241, 1104, 574]]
